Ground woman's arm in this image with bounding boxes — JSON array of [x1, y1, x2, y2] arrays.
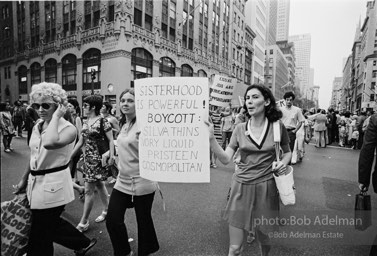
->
[[13, 159, 31, 194], [102, 129, 115, 166], [43, 104, 77, 149], [110, 117, 120, 138], [207, 120, 235, 165]]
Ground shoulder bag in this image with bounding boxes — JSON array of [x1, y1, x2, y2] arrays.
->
[[272, 121, 296, 206]]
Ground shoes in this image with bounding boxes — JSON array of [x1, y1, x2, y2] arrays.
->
[[74, 238, 97, 256], [95, 211, 107, 223], [76, 221, 89, 232], [4, 149, 11, 153]]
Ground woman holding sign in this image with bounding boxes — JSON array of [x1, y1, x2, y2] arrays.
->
[[207, 84, 291, 256], [106, 89, 159, 256], [13, 82, 97, 256]]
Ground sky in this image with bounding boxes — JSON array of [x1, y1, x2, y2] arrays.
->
[[289, 0, 368, 109]]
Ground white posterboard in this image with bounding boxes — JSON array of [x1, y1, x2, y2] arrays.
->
[[210, 75, 235, 108], [276, 99, 286, 108], [135, 77, 210, 183]]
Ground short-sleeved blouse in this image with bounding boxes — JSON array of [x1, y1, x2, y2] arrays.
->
[[228, 119, 290, 185]]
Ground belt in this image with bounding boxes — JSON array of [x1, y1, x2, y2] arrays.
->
[[30, 163, 70, 176], [286, 128, 295, 131]]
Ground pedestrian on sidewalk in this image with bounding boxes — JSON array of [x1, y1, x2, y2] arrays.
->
[[0, 102, 16, 152], [207, 84, 291, 256], [12, 100, 25, 137], [309, 109, 328, 148], [25, 104, 39, 145], [280, 91, 305, 162], [358, 113, 377, 256], [75, 95, 114, 232], [106, 89, 160, 256], [13, 82, 97, 256]]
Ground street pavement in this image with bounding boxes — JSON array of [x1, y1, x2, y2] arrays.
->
[[1, 134, 376, 256]]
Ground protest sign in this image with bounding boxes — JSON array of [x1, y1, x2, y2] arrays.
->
[[210, 75, 235, 108], [135, 77, 210, 183], [276, 99, 286, 108]]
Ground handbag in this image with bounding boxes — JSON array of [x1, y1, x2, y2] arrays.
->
[[354, 191, 372, 231], [1, 193, 32, 256], [272, 121, 296, 206], [97, 118, 110, 155]]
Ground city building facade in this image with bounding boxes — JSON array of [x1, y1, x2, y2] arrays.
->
[[245, 0, 267, 84], [276, 0, 290, 42], [341, 55, 352, 111], [288, 33, 311, 96], [265, 44, 288, 100], [330, 77, 343, 111], [0, 0, 253, 111]]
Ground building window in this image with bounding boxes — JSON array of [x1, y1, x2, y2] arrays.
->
[[62, 54, 77, 91], [18, 65, 28, 95], [159, 57, 176, 77], [45, 59, 57, 83], [372, 82, 376, 90], [30, 62, 41, 86], [181, 64, 193, 77], [82, 48, 101, 91], [198, 69, 207, 77], [134, 8, 142, 27], [131, 48, 153, 81], [108, 1, 115, 22], [371, 94, 375, 102]]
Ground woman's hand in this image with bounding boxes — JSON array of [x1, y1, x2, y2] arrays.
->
[[53, 104, 67, 119], [204, 118, 215, 141], [272, 161, 287, 176], [13, 179, 27, 195]]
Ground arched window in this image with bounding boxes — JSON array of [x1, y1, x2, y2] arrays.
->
[[18, 66, 28, 95], [30, 62, 41, 86], [181, 64, 193, 77], [131, 48, 153, 82], [82, 48, 101, 91], [159, 57, 175, 77], [198, 69, 207, 77], [45, 58, 57, 83], [62, 54, 77, 91]]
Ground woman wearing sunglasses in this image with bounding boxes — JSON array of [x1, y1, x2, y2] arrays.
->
[[13, 82, 97, 256], [75, 95, 114, 232]]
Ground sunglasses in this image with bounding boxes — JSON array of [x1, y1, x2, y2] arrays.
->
[[31, 103, 55, 110]]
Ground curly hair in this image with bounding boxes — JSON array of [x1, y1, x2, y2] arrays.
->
[[283, 91, 295, 100], [119, 88, 136, 129], [29, 82, 68, 105], [243, 84, 282, 122]]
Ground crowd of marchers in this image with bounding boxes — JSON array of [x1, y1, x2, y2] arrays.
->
[[1, 82, 376, 256]]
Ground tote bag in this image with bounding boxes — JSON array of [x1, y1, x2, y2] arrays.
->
[[273, 121, 296, 206]]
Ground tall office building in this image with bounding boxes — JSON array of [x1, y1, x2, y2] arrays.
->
[[330, 77, 343, 110], [245, 0, 267, 84], [265, 45, 289, 100], [276, 0, 290, 42], [266, 0, 277, 46], [289, 34, 311, 96], [0, 0, 254, 107]]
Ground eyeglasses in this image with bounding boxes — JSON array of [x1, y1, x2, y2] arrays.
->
[[31, 103, 55, 110]]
